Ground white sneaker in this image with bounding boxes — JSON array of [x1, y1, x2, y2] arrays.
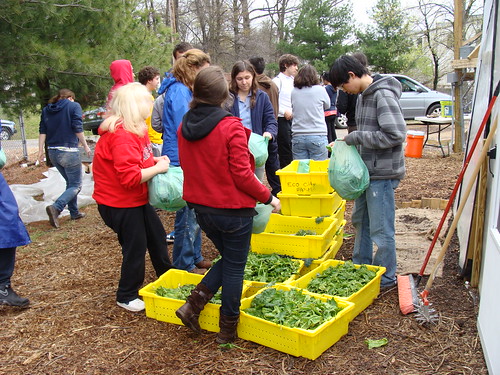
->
[[117, 298, 145, 312]]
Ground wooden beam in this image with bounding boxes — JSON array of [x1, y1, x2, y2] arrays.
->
[[453, 0, 464, 153], [451, 58, 478, 69]]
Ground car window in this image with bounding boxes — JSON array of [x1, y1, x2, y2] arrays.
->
[[398, 78, 419, 93]]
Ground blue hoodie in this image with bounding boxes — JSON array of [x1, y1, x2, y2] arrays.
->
[[39, 99, 83, 148], [158, 73, 192, 166]]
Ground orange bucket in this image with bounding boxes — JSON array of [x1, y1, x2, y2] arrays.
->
[[405, 131, 425, 158]]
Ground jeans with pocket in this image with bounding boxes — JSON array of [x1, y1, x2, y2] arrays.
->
[[291, 134, 329, 161]]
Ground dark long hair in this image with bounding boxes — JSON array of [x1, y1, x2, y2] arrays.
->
[[230, 60, 257, 109], [48, 88, 75, 104]]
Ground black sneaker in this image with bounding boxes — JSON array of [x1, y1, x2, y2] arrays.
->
[[0, 285, 30, 307], [165, 233, 175, 243]]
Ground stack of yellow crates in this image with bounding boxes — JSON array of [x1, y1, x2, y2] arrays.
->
[[251, 159, 346, 272]]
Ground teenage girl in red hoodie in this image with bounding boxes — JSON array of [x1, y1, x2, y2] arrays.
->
[[176, 66, 280, 344], [92, 82, 173, 312]]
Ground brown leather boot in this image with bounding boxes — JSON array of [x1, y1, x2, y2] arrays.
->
[[175, 283, 214, 334], [216, 313, 239, 344], [195, 259, 213, 269]]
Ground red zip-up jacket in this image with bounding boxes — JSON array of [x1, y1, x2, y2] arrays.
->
[[178, 116, 272, 209]]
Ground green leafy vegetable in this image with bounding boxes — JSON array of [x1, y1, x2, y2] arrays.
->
[[306, 261, 377, 297], [244, 252, 301, 283], [154, 284, 222, 304], [295, 229, 317, 236], [244, 288, 342, 330], [365, 338, 388, 349], [315, 216, 327, 224]]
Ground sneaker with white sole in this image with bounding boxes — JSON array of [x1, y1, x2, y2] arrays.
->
[[116, 298, 145, 312]]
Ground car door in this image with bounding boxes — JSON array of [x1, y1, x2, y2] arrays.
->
[[394, 76, 427, 119]]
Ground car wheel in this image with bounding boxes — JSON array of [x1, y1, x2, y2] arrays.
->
[[426, 103, 442, 117], [335, 114, 348, 129], [0, 128, 12, 140]]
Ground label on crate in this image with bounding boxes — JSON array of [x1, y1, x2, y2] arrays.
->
[[286, 181, 318, 194]]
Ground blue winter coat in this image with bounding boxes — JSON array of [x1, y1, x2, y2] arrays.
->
[[0, 172, 31, 249], [228, 89, 278, 137], [158, 73, 192, 166]]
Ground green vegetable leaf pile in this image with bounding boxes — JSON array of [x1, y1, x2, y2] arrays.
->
[[306, 261, 377, 297], [244, 288, 342, 330], [154, 284, 222, 304], [244, 253, 301, 283], [295, 229, 317, 236]]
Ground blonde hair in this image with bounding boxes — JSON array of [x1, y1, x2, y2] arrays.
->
[[172, 48, 211, 90], [100, 83, 152, 136]]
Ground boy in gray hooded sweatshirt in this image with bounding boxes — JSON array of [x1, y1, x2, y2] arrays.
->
[[329, 54, 406, 289]]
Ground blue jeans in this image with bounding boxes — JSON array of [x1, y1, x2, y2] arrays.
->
[[48, 149, 82, 218], [172, 206, 203, 271], [195, 212, 253, 316], [352, 179, 400, 287], [292, 134, 328, 161]]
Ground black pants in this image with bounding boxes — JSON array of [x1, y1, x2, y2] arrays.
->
[[265, 139, 282, 196], [325, 115, 337, 144], [277, 117, 293, 169], [98, 203, 173, 303]]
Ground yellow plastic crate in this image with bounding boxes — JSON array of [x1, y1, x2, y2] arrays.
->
[[290, 260, 386, 321], [139, 269, 249, 332], [277, 159, 333, 195], [278, 191, 344, 217], [238, 285, 355, 360], [251, 203, 345, 258], [243, 258, 304, 298], [299, 220, 346, 276]]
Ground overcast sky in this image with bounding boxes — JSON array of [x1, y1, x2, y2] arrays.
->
[[352, 0, 416, 25]]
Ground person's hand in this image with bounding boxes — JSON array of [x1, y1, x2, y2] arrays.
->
[[37, 151, 45, 164], [270, 196, 281, 213], [154, 157, 170, 174], [154, 155, 170, 163], [263, 132, 272, 140], [284, 110, 293, 121], [84, 145, 91, 157]]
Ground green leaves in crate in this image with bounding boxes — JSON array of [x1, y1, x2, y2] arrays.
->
[[306, 261, 377, 297], [154, 284, 222, 304], [295, 229, 317, 236], [244, 252, 301, 283], [244, 288, 342, 330]]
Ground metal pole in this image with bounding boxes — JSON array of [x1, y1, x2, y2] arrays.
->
[[19, 109, 28, 161]]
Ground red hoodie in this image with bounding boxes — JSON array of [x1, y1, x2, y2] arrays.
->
[[106, 60, 134, 107]]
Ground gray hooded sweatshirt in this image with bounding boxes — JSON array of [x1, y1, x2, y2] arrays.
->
[[343, 75, 406, 180]]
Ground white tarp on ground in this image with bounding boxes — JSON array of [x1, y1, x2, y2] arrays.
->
[[10, 166, 95, 223]]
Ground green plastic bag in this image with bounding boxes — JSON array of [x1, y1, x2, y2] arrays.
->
[[297, 159, 310, 173], [248, 133, 269, 168], [0, 149, 6, 170], [252, 203, 273, 234], [148, 166, 186, 211], [328, 140, 369, 200]]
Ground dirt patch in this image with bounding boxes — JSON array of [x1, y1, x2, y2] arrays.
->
[[0, 147, 487, 374]]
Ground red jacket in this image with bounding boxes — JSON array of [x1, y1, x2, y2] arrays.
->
[[178, 115, 272, 209], [92, 124, 154, 208]]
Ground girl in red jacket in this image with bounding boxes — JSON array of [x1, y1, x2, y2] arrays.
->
[[175, 66, 280, 344], [92, 82, 173, 312]]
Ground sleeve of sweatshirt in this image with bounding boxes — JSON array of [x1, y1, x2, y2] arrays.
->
[[344, 93, 406, 149], [151, 94, 164, 133], [71, 103, 84, 133], [262, 94, 278, 137], [227, 123, 272, 204]]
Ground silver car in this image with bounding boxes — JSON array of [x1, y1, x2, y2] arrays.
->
[[383, 74, 452, 119], [0, 119, 17, 140]]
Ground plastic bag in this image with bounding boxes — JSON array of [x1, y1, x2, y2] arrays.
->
[[248, 133, 269, 168], [328, 140, 369, 200], [297, 159, 310, 173], [0, 148, 6, 169], [148, 166, 186, 211], [252, 203, 273, 234]]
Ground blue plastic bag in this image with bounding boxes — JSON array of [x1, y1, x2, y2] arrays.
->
[[328, 140, 369, 200], [148, 166, 186, 211], [249, 133, 269, 168]]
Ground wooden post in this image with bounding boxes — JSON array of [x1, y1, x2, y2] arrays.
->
[[453, 0, 464, 153]]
